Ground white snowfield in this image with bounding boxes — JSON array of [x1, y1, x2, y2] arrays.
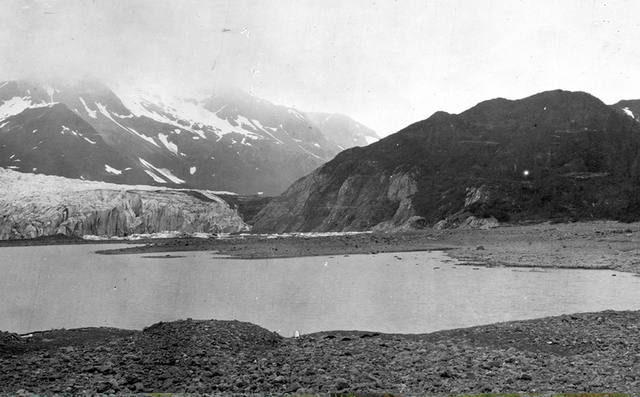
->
[[0, 97, 56, 121], [112, 86, 266, 142], [0, 167, 233, 199]]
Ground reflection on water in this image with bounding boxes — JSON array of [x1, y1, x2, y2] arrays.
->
[[1, 244, 639, 336]]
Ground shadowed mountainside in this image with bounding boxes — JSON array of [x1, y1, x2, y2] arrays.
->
[[253, 90, 640, 232]]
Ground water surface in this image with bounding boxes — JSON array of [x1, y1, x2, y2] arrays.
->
[[1, 245, 639, 335]]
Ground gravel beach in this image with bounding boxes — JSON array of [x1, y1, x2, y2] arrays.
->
[[2, 220, 640, 395]]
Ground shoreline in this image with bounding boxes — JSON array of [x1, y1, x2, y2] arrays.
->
[[2, 220, 637, 273]]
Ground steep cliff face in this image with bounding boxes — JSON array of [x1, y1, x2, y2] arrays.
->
[[251, 154, 419, 233], [0, 168, 249, 239]]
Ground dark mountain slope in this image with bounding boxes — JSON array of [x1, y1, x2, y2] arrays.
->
[[0, 80, 377, 195], [611, 99, 640, 122], [253, 90, 640, 233], [0, 104, 148, 184]]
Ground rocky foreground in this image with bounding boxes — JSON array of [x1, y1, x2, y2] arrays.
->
[[2, 310, 640, 395]]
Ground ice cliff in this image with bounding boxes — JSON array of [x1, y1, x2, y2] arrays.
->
[[0, 168, 249, 239]]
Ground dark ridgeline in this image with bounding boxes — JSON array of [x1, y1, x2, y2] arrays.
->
[[611, 99, 640, 122], [253, 89, 640, 232]]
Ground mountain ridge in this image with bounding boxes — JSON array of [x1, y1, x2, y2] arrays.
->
[[253, 89, 640, 233], [0, 79, 380, 195]]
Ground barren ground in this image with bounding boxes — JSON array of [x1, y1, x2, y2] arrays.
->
[[3, 221, 640, 395], [88, 220, 640, 274]]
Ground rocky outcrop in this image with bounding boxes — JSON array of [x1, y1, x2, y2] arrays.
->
[[0, 168, 249, 239], [252, 161, 419, 233], [434, 186, 499, 229]]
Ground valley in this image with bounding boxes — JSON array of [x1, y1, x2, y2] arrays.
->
[[3, 1, 640, 394]]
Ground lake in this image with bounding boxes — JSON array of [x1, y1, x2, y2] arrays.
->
[[1, 244, 640, 336]]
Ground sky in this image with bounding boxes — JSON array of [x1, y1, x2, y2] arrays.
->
[[1, 0, 639, 137]]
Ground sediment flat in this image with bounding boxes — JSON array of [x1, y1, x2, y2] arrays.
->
[[88, 220, 640, 274]]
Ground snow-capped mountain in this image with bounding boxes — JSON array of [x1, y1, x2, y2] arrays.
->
[[306, 112, 379, 149], [0, 79, 378, 195]]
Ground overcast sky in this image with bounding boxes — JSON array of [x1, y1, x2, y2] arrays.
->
[[1, 0, 639, 136]]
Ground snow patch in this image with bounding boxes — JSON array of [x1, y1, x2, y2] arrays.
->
[[623, 107, 635, 119], [235, 115, 257, 131], [296, 143, 321, 160], [105, 164, 122, 175], [128, 126, 159, 147], [0, 97, 37, 120], [287, 108, 305, 121], [190, 166, 196, 175], [79, 97, 98, 119], [253, 120, 284, 144], [44, 85, 55, 102], [96, 102, 159, 148], [143, 169, 166, 183], [111, 86, 264, 141], [84, 137, 97, 144], [365, 136, 379, 145], [139, 157, 185, 184], [158, 133, 180, 155]]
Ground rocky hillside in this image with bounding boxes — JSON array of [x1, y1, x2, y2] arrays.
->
[[0, 167, 249, 239], [253, 89, 640, 232], [0, 79, 377, 195]]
